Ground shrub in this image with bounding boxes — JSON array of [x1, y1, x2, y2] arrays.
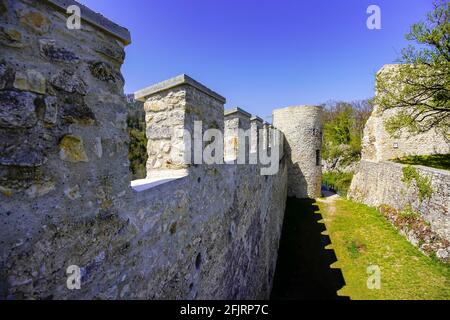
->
[[322, 171, 354, 196], [401, 165, 433, 202]]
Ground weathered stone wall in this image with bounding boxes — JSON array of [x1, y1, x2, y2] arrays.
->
[[349, 64, 450, 261], [0, 0, 131, 197], [272, 106, 323, 199], [0, 0, 129, 298], [121, 164, 287, 300], [2, 160, 287, 299], [362, 105, 450, 162], [348, 160, 450, 257], [0, 0, 289, 299], [361, 65, 450, 162]]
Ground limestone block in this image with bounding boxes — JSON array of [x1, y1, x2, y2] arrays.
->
[[13, 70, 46, 94], [25, 181, 55, 198], [19, 10, 50, 34], [61, 103, 96, 125], [43, 96, 58, 124], [0, 60, 14, 89], [93, 137, 103, 158], [59, 135, 89, 163], [0, 126, 47, 167], [0, 26, 24, 48], [89, 61, 120, 83], [94, 42, 125, 63], [50, 69, 86, 95], [0, 90, 37, 128], [39, 39, 79, 63], [64, 184, 81, 200], [144, 100, 169, 112]]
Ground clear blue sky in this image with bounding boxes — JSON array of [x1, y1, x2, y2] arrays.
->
[[79, 0, 432, 121]]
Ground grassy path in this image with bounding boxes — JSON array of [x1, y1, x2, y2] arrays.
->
[[317, 195, 450, 300]]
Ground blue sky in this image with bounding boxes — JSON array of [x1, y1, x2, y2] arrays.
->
[[78, 0, 432, 121]]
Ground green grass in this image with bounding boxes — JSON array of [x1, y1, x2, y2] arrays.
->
[[393, 154, 450, 171], [318, 198, 450, 300], [322, 171, 354, 196]]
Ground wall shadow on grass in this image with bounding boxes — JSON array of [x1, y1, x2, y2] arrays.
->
[[271, 197, 348, 300]]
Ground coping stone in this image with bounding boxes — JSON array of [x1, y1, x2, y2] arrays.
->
[[250, 115, 263, 123], [224, 107, 251, 118], [45, 0, 131, 45], [134, 74, 226, 103]]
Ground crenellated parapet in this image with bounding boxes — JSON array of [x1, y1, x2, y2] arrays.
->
[[134, 75, 284, 177], [0, 0, 319, 300]]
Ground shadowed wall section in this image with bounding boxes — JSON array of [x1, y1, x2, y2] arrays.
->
[[273, 106, 323, 199]]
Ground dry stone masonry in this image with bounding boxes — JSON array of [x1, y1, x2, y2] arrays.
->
[[0, 0, 323, 299]]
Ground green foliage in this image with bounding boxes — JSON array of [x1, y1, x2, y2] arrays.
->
[[126, 99, 147, 180], [322, 100, 372, 162], [374, 1, 450, 136], [322, 171, 354, 196], [398, 207, 420, 220], [393, 153, 450, 171], [401, 165, 433, 201]]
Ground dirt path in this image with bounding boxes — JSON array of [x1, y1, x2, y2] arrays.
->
[[317, 191, 340, 219]]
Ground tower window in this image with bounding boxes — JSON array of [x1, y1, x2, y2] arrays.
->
[[316, 149, 321, 166]]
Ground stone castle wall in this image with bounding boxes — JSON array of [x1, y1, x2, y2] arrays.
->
[[361, 65, 450, 162], [0, 0, 297, 299], [349, 161, 450, 242], [362, 104, 450, 162], [272, 106, 323, 198], [348, 65, 450, 261]]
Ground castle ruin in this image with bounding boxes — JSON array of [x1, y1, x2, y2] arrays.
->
[[348, 65, 450, 260]]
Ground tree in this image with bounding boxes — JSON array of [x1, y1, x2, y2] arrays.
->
[[374, 1, 449, 137], [322, 100, 372, 162], [126, 99, 148, 179]]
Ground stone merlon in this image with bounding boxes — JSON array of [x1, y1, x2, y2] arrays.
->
[[45, 0, 131, 45], [250, 116, 264, 123], [224, 107, 251, 118], [134, 74, 226, 103]]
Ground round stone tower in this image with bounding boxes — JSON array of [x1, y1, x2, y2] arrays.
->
[[273, 106, 323, 199]]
